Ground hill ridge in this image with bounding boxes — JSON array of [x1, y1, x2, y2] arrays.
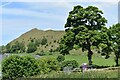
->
[[9, 28, 65, 52]]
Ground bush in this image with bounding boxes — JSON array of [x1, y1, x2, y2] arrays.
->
[[49, 53, 53, 55], [41, 37, 47, 45], [49, 49, 53, 52], [27, 42, 37, 53], [56, 55, 65, 62], [6, 41, 25, 53], [38, 57, 60, 74], [61, 60, 79, 70], [54, 40, 56, 43], [2, 55, 40, 79]]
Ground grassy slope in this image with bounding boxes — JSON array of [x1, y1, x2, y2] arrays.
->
[[42, 49, 115, 66], [7, 49, 115, 66], [9, 28, 65, 52]]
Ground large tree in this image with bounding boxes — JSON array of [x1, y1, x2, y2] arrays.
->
[[59, 5, 107, 65], [109, 23, 120, 66]]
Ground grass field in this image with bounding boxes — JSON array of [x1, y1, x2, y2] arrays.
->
[[41, 51, 115, 66], [6, 49, 116, 67], [32, 69, 118, 78]]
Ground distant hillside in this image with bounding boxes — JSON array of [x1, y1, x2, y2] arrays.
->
[[9, 28, 65, 52]]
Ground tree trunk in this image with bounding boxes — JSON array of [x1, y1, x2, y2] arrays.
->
[[115, 56, 118, 66], [115, 48, 120, 66], [88, 49, 93, 65], [86, 38, 93, 65]]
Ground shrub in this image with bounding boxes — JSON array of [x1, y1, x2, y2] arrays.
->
[[2, 55, 40, 79], [45, 46, 47, 48], [57, 40, 59, 43], [54, 40, 56, 43], [54, 47, 60, 52], [49, 49, 53, 52], [49, 53, 53, 55], [41, 37, 47, 45], [6, 41, 25, 53], [27, 42, 37, 53], [51, 45, 53, 47], [46, 44, 48, 46], [61, 60, 79, 70], [38, 57, 60, 73], [56, 55, 65, 62], [49, 42, 51, 45]]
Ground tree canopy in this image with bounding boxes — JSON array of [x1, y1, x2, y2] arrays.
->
[[59, 5, 107, 65], [109, 23, 120, 66]]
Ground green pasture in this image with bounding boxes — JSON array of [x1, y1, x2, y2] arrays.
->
[[42, 51, 115, 66], [32, 69, 118, 78], [3, 50, 116, 67]]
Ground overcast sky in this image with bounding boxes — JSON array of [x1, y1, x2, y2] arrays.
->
[[0, 0, 119, 45]]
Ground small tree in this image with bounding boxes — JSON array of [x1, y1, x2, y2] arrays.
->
[[35, 39, 41, 47], [41, 37, 47, 45], [19, 41, 25, 53], [27, 42, 37, 53]]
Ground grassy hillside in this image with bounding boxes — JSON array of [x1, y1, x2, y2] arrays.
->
[[9, 28, 65, 52]]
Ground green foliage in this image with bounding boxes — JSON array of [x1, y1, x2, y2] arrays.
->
[[35, 39, 41, 47], [73, 44, 80, 50], [59, 5, 107, 65], [109, 23, 120, 49], [109, 23, 120, 66], [6, 41, 25, 53], [54, 40, 56, 43], [61, 60, 79, 70], [46, 44, 48, 46], [49, 42, 52, 45], [56, 55, 65, 62], [38, 57, 60, 74], [2, 55, 40, 79], [97, 27, 113, 59], [51, 45, 53, 47], [65, 5, 107, 29], [27, 41, 37, 53], [49, 49, 53, 52], [6, 43, 11, 53], [0, 45, 6, 53], [41, 36, 47, 45]]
